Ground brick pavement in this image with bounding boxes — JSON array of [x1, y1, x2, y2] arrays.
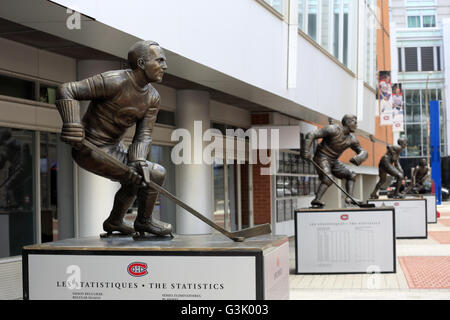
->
[[288, 201, 450, 299]]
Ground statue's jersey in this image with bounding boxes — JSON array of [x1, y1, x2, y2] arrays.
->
[[383, 145, 402, 163], [316, 125, 361, 160], [64, 69, 160, 146]]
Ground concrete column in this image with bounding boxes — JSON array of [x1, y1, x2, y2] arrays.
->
[[56, 138, 74, 239], [76, 60, 122, 237], [354, 174, 364, 202], [363, 175, 379, 200], [322, 179, 342, 209], [175, 90, 212, 235]]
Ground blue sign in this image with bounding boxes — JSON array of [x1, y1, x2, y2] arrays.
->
[[429, 100, 441, 204]]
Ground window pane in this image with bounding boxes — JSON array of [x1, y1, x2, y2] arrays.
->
[[0, 74, 35, 101], [40, 133, 59, 243], [437, 47, 441, 71], [343, 1, 349, 66], [404, 47, 418, 71], [321, 0, 331, 50], [213, 159, 225, 229], [405, 124, 422, 156], [408, 16, 420, 28], [39, 84, 57, 104], [298, 0, 304, 30], [0, 128, 35, 258], [423, 15, 436, 28], [333, 2, 340, 58], [421, 47, 434, 71], [156, 110, 175, 126], [263, 0, 284, 14], [308, 0, 318, 41]]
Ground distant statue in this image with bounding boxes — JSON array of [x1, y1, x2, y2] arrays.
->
[[301, 114, 368, 208], [370, 138, 407, 199], [410, 158, 429, 194], [55, 40, 172, 238], [0, 129, 32, 210]]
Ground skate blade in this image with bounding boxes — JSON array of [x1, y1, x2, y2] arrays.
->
[[132, 232, 174, 241], [100, 232, 135, 239]]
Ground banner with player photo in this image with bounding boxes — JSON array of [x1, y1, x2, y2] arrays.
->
[[392, 83, 404, 132], [378, 71, 393, 126]]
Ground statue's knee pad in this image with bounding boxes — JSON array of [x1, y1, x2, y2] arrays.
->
[[150, 162, 166, 185], [321, 176, 333, 187]]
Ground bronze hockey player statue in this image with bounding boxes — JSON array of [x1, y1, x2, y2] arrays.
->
[[370, 138, 407, 199], [301, 114, 368, 208], [55, 40, 172, 238], [410, 158, 429, 194]]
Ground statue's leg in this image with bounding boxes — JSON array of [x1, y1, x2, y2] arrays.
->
[[134, 162, 173, 237], [103, 183, 138, 235], [384, 165, 404, 197], [370, 169, 387, 199], [332, 161, 357, 204], [311, 156, 332, 207]]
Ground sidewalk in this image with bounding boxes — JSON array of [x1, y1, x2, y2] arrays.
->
[[288, 201, 450, 300]]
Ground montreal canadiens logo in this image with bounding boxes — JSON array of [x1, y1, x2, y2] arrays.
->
[[127, 262, 148, 277], [394, 202, 400, 206], [340, 214, 349, 221]]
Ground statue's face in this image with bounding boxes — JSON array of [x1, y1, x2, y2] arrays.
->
[[399, 140, 407, 148], [420, 159, 427, 166], [347, 118, 357, 133], [141, 46, 167, 83]]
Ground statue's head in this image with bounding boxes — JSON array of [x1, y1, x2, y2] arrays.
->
[[398, 138, 407, 148], [128, 40, 167, 83], [419, 158, 427, 166], [342, 114, 357, 133]]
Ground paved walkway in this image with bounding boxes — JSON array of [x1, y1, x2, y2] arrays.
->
[[288, 201, 450, 300]]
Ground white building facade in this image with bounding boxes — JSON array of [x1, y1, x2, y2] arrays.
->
[[390, 0, 450, 171], [0, 0, 382, 299]]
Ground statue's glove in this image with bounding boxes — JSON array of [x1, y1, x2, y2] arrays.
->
[[350, 157, 360, 166], [300, 148, 312, 161], [56, 99, 84, 148], [60, 123, 84, 148], [124, 161, 144, 186]]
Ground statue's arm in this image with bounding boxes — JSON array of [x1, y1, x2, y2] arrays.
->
[[301, 125, 335, 159], [128, 95, 160, 164], [55, 74, 119, 146], [350, 139, 368, 166]]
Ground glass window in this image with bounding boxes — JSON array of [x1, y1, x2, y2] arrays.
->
[[421, 47, 434, 71], [423, 15, 436, 28], [156, 110, 175, 126], [404, 47, 418, 72], [308, 0, 318, 41], [437, 47, 441, 71], [343, 0, 349, 66], [263, 0, 284, 14], [0, 128, 35, 258], [298, 0, 304, 30], [408, 16, 421, 28], [39, 133, 59, 243], [333, 0, 340, 58], [0, 74, 35, 101], [405, 124, 422, 156], [320, 0, 331, 51], [39, 84, 57, 104]]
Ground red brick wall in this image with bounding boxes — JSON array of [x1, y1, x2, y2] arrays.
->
[[252, 152, 272, 225]]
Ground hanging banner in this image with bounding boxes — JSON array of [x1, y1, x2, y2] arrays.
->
[[378, 71, 393, 126], [392, 83, 404, 132]]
